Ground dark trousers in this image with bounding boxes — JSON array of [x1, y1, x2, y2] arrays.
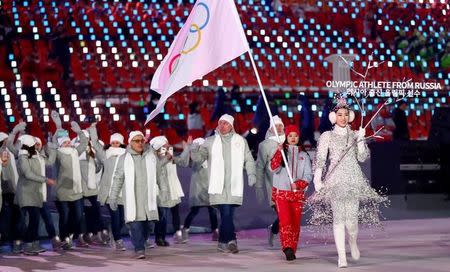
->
[[171, 204, 181, 231], [217, 204, 236, 243], [183, 206, 218, 230], [40, 202, 56, 238], [271, 217, 279, 234], [84, 195, 104, 234], [22, 207, 41, 243], [55, 199, 84, 240], [0, 193, 24, 241], [127, 220, 152, 252], [107, 204, 125, 241], [154, 207, 169, 241]]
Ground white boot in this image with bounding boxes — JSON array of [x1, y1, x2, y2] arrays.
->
[[333, 224, 347, 268], [346, 222, 360, 261]]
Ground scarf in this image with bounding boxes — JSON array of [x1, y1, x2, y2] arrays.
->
[[58, 147, 83, 194], [123, 151, 158, 222], [79, 151, 97, 190], [208, 133, 245, 197], [166, 149, 184, 200], [6, 148, 18, 191], [106, 147, 126, 198]]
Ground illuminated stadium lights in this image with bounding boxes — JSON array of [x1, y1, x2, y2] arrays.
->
[[54, 94, 60, 101], [102, 61, 108, 67], [83, 47, 88, 54], [157, 54, 163, 60], [0, 81, 3, 88], [112, 47, 117, 54], [113, 114, 119, 121], [25, 109, 31, 116], [91, 100, 97, 107], [5, 102, 11, 109], [97, 47, 103, 54], [130, 114, 136, 121], [147, 61, 154, 67], [127, 48, 132, 54], [20, 94, 27, 102], [47, 81, 52, 88], [132, 61, 138, 68], [63, 115, 70, 122], [56, 101, 62, 108], [36, 95, 42, 102], [11, 61, 17, 68], [4, 95, 9, 101], [7, 109, 12, 115], [144, 54, 149, 61], [203, 80, 209, 87], [130, 54, 135, 60], [43, 115, 49, 123], [114, 54, 120, 60], [74, 101, 80, 108], [101, 54, 106, 61], [41, 103, 47, 110], [109, 107, 116, 114], [76, 108, 82, 115], [59, 108, 65, 115], [117, 61, 123, 67], [80, 114, 86, 121], [17, 27, 22, 33]]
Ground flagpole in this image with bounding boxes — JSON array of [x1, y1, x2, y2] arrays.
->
[[247, 50, 295, 185]]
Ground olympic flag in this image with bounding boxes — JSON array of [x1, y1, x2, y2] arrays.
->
[[145, 0, 250, 124]]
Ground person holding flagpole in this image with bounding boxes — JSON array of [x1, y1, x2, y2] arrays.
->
[[190, 114, 256, 253]]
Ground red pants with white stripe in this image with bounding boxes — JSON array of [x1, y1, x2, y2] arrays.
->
[[272, 188, 305, 254]]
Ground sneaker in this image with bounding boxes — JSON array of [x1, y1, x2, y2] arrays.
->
[[62, 237, 73, 250], [12, 240, 22, 254], [173, 230, 183, 244], [267, 225, 275, 247], [217, 242, 230, 253], [83, 233, 94, 244], [135, 250, 145, 259], [76, 235, 90, 248], [283, 248, 296, 261], [181, 228, 189, 243], [52, 236, 66, 250], [23, 242, 39, 256], [227, 240, 239, 254], [100, 230, 111, 243], [145, 239, 155, 249], [155, 238, 170, 247], [92, 233, 108, 246], [32, 241, 46, 253], [115, 239, 126, 251], [211, 229, 219, 241]]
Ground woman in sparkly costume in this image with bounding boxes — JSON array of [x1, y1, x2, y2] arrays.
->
[[309, 99, 388, 268]]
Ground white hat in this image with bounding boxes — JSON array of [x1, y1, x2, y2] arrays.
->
[[58, 136, 71, 147], [149, 136, 168, 150], [0, 132, 8, 142], [219, 114, 234, 126], [193, 138, 205, 145], [110, 133, 124, 145], [34, 137, 42, 145], [18, 134, 36, 147], [271, 115, 284, 127], [128, 131, 145, 144]]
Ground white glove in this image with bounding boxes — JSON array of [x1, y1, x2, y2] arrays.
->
[[70, 121, 82, 134], [51, 110, 62, 129], [313, 168, 323, 192], [248, 175, 257, 187], [357, 127, 366, 141], [12, 122, 26, 134]]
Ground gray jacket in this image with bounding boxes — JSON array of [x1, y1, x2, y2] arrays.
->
[[110, 147, 159, 222], [52, 132, 88, 202], [91, 141, 126, 205], [255, 138, 279, 206], [79, 153, 102, 197], [1, 148, 18, 195], [191, 131, 256, 206], [16, 151, 53, 208], [187, 156, 211, 207], [156, 147, 189, 208]]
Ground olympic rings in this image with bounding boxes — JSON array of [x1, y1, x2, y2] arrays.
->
[[167, 2, 210, 75], [190, 2, 210, 33]]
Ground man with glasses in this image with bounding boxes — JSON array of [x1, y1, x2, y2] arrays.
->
[[109, 131, 159, 259]]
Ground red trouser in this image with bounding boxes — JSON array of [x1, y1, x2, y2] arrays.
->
[[272, 188, 305, 254]]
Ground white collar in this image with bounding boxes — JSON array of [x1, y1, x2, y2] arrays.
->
[[333, 125, 348, 136]]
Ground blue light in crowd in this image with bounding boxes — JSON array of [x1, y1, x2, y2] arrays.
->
[[288, 112, 293, 118], [311, 105, 317, 111], [179, 114, 185, 120], [163, 114, 169, 120], [414, 98, 419, 104], [424, 104, 429, 110], [86, 54, 91, 60], [78, 34, 83, 40], [410, 104, 415, 110], [368, 104, 373, 111], [282, 105, 287, 112], [90, 35, 95, 40], [429, 97, 434, 103], [122, 41, 127, 47], [108, 41, 113, 47], [422, 91, 426, 97], [441, 97, 446, 103], [416, 110, 421, 116], [313, 92, 319, 98], [9, 116, 15, 123], [252, 105, 257, 112]]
